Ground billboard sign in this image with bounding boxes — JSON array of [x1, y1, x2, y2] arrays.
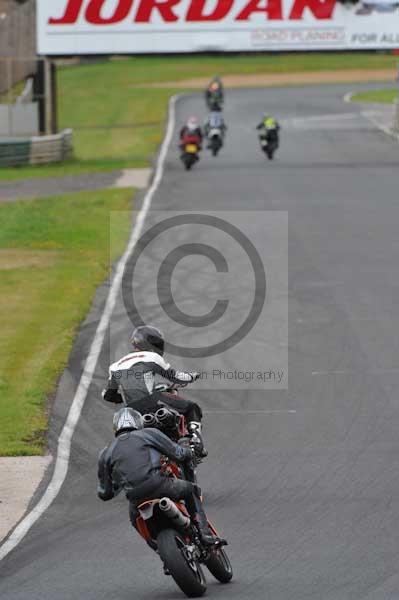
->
[[37, 0, 399, 54]]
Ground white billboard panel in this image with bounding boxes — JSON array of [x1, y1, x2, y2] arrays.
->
[[37, 0, 399, 54]]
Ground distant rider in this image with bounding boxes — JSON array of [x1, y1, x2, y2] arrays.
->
[[205, 77, 224, 111], [97, 407, 221, 546], [204, 111, 227, 144], [179, 116, 203, 149], [256, 114, 280, 148], [102, 325, 206, 454]]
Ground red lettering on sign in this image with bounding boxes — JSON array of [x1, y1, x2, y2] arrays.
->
[[289, 0, 335, 19], [236, 0, 282, 21], [48, 0, 337, 25], [135, 0, 180, 22], [85, 0, 134, 24], [186, 0, 234, 21], [49, 0, 84, 24]]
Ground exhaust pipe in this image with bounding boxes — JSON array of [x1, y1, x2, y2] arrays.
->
[[159, 497, 190, 529], [155, 407, 178, 430], [155, 408, 171, 422], [142, 413, 158, 428]]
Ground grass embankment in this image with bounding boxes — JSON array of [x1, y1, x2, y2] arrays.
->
[[352, 88, 398, 104], [0, 189, 133, 455], [0, 52, 396, 181]]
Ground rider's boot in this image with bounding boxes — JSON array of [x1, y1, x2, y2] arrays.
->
[[195, 514, 226, 547], [188, 422, 208, 459]]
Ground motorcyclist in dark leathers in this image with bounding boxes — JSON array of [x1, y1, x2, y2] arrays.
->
[[256, 114, 281, 149], [97, 407, 220, 547], [102, 325, 206, 454], [205, 77, 224, 111]]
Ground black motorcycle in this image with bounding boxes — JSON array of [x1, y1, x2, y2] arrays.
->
[[258, 129, 279, 160]]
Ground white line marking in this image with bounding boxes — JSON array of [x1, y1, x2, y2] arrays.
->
[[0, 96, 178, 563], [283, 112, 360, 130], [343, 91, 399, 140], [343, 91, 354, 104], [362, 110, 394, 137], [204, 410, 297, 414], [312, 368, 399, 377]]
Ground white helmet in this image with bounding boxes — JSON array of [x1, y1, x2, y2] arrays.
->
[[113, 408, 143, 436], [187, 116, 199, 131]]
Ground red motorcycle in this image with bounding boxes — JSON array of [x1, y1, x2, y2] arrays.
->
[[135, 461, 232, 598], [136, 383, 232, 597], [180, 134, 201, 170]]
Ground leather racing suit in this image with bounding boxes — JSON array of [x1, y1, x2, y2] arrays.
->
[[102, 350, 202, 423], [97, 427, 211, 542]]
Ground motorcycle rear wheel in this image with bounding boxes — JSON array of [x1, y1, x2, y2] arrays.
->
[[157, 529, 207, 598], [205, 547, 233, 583]]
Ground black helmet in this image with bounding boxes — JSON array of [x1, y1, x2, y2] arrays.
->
[[131, 325, 164, 356], [113, 407, 143, 436]]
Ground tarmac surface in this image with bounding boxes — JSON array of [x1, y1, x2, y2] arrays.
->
[[1, 84, 399, 600]]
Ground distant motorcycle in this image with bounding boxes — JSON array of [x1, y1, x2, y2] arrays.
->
[[205, 77, 224, 112], [205, 112, 226, 157], [180, 135, 201, 170], [207, 127, 224, 156], [258, 129, 279, 160], [206, 94, 223, 112]]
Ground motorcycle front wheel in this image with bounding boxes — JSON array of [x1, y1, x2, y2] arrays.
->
[[157, 529, 207, 598]]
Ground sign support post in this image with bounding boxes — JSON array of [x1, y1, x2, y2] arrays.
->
[[44, 56, 53, 135]]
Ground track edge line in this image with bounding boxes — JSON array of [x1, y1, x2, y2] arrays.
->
[[0, 94, 179, 562]]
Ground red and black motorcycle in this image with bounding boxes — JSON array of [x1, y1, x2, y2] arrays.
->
[[180, 134, 201, 170], [135, 460, 232, 598], [137, 383, 232, 597]]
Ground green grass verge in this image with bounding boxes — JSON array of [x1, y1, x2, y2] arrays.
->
[[0, 188, 133, 455], [0, 53, 396, 181], [351, 88, 398, 104]]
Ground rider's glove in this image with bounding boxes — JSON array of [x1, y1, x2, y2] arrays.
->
[[189, 371, 200, 382], [184, 446, 196, 463], [190, 438, 203, 457]]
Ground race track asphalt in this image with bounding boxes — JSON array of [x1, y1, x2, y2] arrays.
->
[[2, 84, 399, 600]]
